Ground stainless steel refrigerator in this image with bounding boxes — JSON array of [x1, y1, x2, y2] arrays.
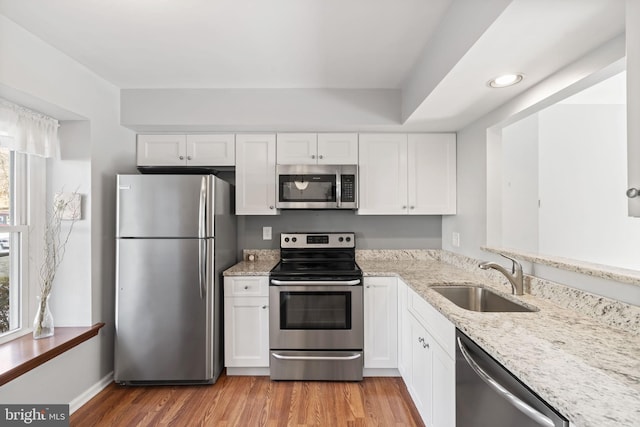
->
[[114, 174, 236, 384]]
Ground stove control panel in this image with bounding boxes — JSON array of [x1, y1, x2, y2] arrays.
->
[[281, 232, 355, 249]]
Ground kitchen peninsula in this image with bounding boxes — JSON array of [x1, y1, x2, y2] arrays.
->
[[224, 249, 640, 427]]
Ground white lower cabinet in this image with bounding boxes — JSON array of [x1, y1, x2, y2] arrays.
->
[[397, 280, 411, 379], [432, 340, 456, 427], [403, 286, 456, 427], [224, 277, 269, 368], [409, 315, 434, 423], [363, 277, 398, 369]]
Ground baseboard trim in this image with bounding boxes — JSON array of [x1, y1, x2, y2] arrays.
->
[[363, 368, 400, 377], [226, 367, 270, 376], [70, 371, 113, 414]]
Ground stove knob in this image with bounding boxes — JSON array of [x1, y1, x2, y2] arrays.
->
[[339, 237, 344, 242], [284, 237, 290, 243], [346, 237, 351, 242], [292, 237, 297, 242]]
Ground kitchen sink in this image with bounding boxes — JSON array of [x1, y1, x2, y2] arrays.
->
[[431, 285, 538, 313]]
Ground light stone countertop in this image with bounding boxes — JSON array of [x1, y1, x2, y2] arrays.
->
[[223, 259, 279, 276], [358, 258, 640, 427], [223, 254, 640, 427]]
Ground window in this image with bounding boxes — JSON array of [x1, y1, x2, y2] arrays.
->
[[0, 147, 28, 337], [0, 99, 58, 342]]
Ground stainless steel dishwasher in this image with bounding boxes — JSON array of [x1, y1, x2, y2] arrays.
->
[[456, 330, 569, 427]]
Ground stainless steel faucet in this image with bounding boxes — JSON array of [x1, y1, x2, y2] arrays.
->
[[479, 254, 524, 296]]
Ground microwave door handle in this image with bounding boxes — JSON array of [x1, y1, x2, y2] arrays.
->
[[336, 172, 341, 208]]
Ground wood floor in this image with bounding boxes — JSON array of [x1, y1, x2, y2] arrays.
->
[[71, 372, 424, 426]]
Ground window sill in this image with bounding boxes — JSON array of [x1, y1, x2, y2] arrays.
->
[[0, 323, 105, 386]]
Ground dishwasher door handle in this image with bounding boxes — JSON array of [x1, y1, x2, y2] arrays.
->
[[457, 337, 555, 427]]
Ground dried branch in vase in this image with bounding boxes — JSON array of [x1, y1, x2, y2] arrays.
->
[[34, 192, 80, 338]]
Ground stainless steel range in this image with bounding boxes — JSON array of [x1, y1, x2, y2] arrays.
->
[[269, 232, 363, 381]]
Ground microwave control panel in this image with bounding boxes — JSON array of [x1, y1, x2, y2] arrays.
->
[[341, 175, 356, 203]]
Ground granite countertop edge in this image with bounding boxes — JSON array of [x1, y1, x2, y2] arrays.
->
[[224, 258, 640, 427]]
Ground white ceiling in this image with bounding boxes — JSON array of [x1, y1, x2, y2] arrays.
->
[[0, 0, 627, 130]]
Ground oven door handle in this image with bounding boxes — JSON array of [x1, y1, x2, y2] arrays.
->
[[270, 279, 361, 286], [271, 353, 362, 361]]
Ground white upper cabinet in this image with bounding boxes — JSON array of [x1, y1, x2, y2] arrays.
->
[[186, 134, 235, 166], [358, 134, 409, 214], [137, 134, 235, 166], [235, 134, 278, 215], [276, 133, 317, 164], [317, 133, 358, 164], [137, 134, 187, 166], [408, 133, 456, 214], [277, 133, 358, 165], [359, 133, 456, 215]]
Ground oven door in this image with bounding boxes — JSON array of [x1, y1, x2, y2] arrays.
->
[[269, 280, 363, 350]]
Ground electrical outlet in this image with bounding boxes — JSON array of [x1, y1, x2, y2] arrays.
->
[[452, 232, 460, 248], [263, 226, 272, 240]]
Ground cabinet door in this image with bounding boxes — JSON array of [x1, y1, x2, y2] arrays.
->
[[224, 296, 269, 367], [358, 134, 408, 215], [397, 280, 411, 381], [137, 134, 186, 166], [317, 133, 358, 164], [363, 277, 398, 369], [236, 134, 277, 215], [186, 134, 235, 166], [629, 0, 640, 217], [408, 133, 457, 214], [410, 315, 434, 426], [276, 133, 318, 164], [432, 343, 456, 427]]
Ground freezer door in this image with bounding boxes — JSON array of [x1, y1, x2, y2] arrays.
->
[[117, 174, 214, 238], [115, 238, 214, 383]]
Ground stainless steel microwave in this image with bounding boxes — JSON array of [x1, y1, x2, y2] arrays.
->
[[276, 164, 358, 209]]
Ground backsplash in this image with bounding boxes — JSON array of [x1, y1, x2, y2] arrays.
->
[[242, 249, 279, 261], [356, 249, 439, 261]]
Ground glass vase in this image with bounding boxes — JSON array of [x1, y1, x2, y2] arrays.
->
[[33, 294, 54, 339]]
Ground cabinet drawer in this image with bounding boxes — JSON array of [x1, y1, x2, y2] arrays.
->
[[408, 288, 455, 359], [224, 276, 269, 297]]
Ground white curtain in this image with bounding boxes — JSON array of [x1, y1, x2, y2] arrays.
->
[[0, 98, 60, 158]]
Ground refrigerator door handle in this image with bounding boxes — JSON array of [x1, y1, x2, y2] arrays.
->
[[199, 239, 206, 299], [198, 177, 207, 299], [199, 177, 207, 238]]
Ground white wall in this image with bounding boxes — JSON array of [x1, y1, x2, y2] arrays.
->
[[496, 101, 639, 272], [441, 34, 640, 304], [501, 113, 539, 251], [538, 104, 638, 269], [46, 121, 92, 326], [121, 88, 404, 132], [0, 15, 136, 404]]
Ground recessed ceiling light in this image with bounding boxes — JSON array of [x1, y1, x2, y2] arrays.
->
[[488, 73, 524, 88]]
